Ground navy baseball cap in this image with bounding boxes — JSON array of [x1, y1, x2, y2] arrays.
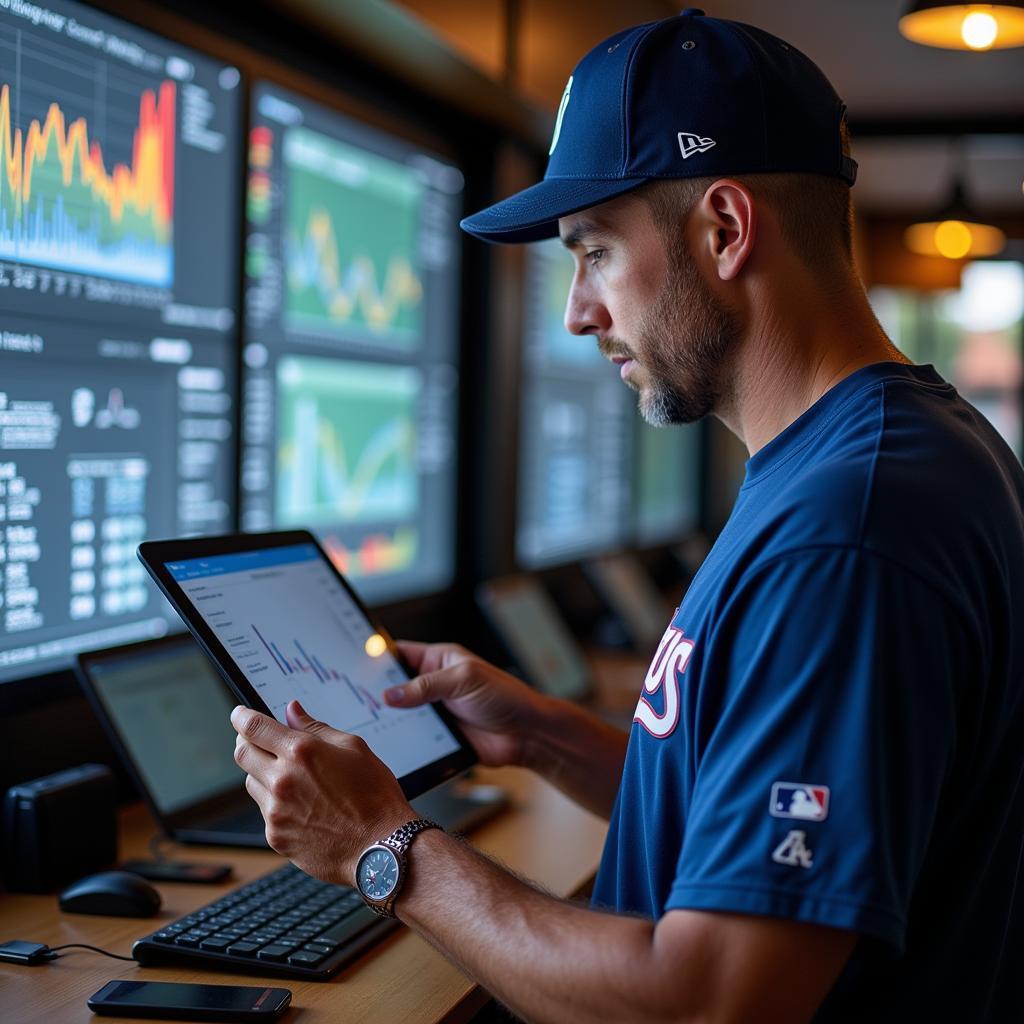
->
[[461, 8, 857, 244]]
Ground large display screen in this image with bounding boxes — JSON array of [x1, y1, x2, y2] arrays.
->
[[516, 239, 634, 568], [165, 544, 461, 779], [634, 419, 701, 546], [241, 82, 462, 604], [0, 0, 241, 681]]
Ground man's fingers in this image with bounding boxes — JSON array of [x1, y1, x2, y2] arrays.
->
[[234, 734, 275, 781], [395, 640, 470, 677], [231, 705, 291, 753], [243, 770, 270, 810], [395, 640, 429, 672], [384, 661, 476, 708]]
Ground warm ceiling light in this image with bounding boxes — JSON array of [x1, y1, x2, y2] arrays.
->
[[961, 9, 1000, 45], [905, 176, 1007, 259], [905, 220, 1005, 259], [900, 2, 1024, 49]]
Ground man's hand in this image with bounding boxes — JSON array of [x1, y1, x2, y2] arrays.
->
[[389, 641, 629, 819], [231, 701, 414, 885], [386, 641, 551, 769]]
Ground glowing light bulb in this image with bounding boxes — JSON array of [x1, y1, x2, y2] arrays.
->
[[934, 220, 973, 259], [961, 10, 999, 49], [364, 633, 387, 657]]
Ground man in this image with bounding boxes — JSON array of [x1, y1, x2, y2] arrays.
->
[[232, 11, 1024, 1021]]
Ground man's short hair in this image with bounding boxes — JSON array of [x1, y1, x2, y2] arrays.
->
[[639, 121, 854, 275]]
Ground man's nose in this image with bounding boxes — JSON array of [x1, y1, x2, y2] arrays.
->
[[564, 279, 611, 338]]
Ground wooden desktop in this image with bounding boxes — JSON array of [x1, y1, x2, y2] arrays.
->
[[0, 765, 609, 1024]]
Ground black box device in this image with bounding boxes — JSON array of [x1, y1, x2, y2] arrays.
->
[[2, 764, 117, 892]]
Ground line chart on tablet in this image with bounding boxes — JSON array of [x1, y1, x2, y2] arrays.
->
[[171, 546, 460, 775]]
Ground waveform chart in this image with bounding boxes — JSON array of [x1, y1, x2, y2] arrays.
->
[[275, 353, 420, 529], [0, 74, 175, 286], [282, 125, 424, 349]]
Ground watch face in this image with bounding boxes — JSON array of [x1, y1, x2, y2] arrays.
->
[[357, 846, 401, 902]]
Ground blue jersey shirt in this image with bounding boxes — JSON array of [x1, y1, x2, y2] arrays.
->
[[592, 362, 1024, 1021]]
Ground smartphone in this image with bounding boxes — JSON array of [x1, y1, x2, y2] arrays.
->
[[121, 859, 233, 884], [87, 980, 291, 1021]]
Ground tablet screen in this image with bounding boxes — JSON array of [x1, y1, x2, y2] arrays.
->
[[164, 543, 460, 779]]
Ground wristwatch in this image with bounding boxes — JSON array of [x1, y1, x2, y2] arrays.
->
[[354, 818, 440, 918]]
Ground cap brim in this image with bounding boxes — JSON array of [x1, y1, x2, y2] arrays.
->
[[460, 176, 647, 244]]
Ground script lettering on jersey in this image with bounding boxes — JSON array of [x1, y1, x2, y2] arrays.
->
[[633, 623, 694, 739]]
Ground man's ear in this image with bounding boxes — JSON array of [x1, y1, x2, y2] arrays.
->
[[694, 179, 757, 282]]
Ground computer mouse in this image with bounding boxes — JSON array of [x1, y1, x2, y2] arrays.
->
[[58, 870, 162, 917]]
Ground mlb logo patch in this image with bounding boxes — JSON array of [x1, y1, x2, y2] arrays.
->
[[769, 782, 830, 822]]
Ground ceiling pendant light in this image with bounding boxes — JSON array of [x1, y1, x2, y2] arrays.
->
[[905, 178, 1006, 260], [899, 2, 1024, 50]]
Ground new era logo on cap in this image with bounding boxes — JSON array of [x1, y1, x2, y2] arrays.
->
[[769, 782, 830, 821], [677, 132, 716, 159]]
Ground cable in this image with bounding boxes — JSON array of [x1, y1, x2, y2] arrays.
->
[[44, 943, 135, 962]]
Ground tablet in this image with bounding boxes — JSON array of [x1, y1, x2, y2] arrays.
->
[[137, 531, 475, 799]]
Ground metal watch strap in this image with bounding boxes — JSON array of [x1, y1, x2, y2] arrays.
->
[[380, 817, 440, 855], [360, 817, 441, 919]]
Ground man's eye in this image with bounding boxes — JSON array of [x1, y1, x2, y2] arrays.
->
[[586, 248, 606, 266]]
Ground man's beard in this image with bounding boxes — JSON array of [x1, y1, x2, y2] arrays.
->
[[607, 236, 742, 426]]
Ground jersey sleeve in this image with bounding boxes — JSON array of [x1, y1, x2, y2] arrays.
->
[[666, 545, 967, 950]]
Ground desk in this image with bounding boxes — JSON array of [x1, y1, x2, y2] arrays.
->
[[1, 766, 608, 1024]]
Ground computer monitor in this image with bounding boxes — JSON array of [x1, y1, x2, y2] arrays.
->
[[0, 0, 241, 684], [516, 239, 634, 568], [240, 82, 463, 605], [634, 419, 701, 546]]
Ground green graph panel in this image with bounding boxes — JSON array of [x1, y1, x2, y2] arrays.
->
[[283, 126, 424, 348], [276, 354, 420, 527]]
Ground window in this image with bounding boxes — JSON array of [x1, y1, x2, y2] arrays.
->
[[871, 261, 1024, 458]]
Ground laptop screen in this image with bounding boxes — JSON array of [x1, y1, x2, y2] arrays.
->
[[84, 639, 243, 815]]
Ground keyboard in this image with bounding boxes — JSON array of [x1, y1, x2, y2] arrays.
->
[[133, 779, 509, 979], [133, 864, 393, 979]]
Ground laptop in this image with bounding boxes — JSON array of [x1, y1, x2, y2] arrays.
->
[[77, 634, 508, 847], [78, 634, 270, 847]]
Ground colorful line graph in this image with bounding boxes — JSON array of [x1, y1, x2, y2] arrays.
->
[[287, 207, 422, 333], [251, 622, 385, 730], [252, 622, 343, 682], [283, 125, 423, 347], [0, 79, 175, 285], [343, 675, 383, 726], [276, 355, 419, 527]]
